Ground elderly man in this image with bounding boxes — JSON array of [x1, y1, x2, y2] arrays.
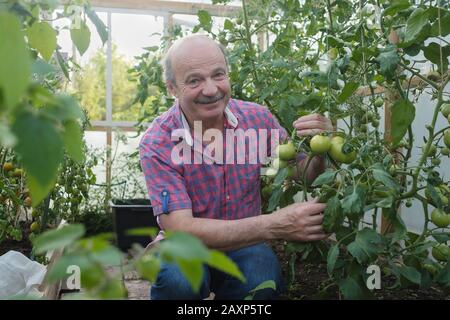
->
[[139, 35, 332, 300]]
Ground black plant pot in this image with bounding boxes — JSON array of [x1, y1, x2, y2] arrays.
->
[[110, 199, 158, 252]]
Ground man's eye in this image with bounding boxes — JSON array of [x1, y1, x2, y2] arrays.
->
[[188, 79, 199, 86], [214, 73, 226, 79]]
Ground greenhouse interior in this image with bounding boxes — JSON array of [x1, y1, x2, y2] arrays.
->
[[1, 0, 450, 302]]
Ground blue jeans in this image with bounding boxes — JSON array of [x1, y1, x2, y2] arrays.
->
[[150, 243, 285, 300]]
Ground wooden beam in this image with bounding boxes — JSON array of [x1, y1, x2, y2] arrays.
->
[[355, 69, 450, 98], [381, 30, 400, 235], [90, 0, 241, 16]]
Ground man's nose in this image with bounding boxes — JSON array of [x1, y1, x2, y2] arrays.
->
[[202, 78, 218, 96]]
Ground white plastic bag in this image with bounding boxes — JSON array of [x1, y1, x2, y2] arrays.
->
[[0, 250, 47, 299]]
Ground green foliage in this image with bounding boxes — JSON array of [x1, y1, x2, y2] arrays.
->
[[71, 46, 147, 121], [189, 0, 450, 299], [0, 12, 30, 110], [32, 223, 245, 299], [71, 21, 91, 56], [0, 0, 106, 205]]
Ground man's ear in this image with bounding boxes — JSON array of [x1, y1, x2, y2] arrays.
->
[[166, 81, 177, 98]]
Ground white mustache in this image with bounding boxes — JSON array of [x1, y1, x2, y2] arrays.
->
[[195, 94, 224, 104]]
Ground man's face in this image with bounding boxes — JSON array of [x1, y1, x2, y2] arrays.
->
[[168, 40, 231, 124]]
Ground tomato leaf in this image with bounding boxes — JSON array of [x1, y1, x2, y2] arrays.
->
[[135, 254, 161, 282], [396, 265, 422, 285], [423, 42, 450, 71], [12, 111, 64, 205], [27, 21, 57, 61], [159, 232, 209, 262], [323, 195, 343, 233], [430, 10, 450, 37], [206, 250, 245, 282], [70, 20, 91, 56], [390, 99, 415, 146], [327, 244, 339, 276], [175, 258, 204, 293], [375, 45, 400, 80], [372, 167, 399, 191], [341, 185, 366, 219], [62, 120, 84, 163], [267, 186, 283, 212], [32, 224, 85, 254], [382, 0, 411, 17], [0, 12, 30, 110], [197, 10, 212, 32], [436, 263, 450, 287], [404, 8, 430, 44], [85, 5, 108, 45], [337, 82, 359, 103], [224, 19, 234, 31], [347, 228, 384, 264], [312, 169, 336, 187], [338, 277, 372, 300]]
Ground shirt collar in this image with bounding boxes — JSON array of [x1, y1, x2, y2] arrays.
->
[[178, 101, 238, 147]]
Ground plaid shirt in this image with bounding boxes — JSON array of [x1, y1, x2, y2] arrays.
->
[[139, 98, 288, 228]]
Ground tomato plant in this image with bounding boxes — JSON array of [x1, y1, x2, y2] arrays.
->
[[193, 0, 450, 298]]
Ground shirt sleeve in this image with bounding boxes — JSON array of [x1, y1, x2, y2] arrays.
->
[[139, 128, 192, 217]]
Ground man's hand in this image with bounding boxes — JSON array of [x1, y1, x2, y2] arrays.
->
[[293, 114, 333, 137], [269, 199, 329, 242]]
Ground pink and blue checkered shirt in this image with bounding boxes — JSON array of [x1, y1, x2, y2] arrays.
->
[[139, 98, 287, 227]]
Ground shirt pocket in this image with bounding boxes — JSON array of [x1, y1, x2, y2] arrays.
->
[[240, 163, 261, 197], [185, 165, 217, 217]]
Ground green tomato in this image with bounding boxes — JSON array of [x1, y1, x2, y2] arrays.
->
[[276, 141, 297, 161], [310, 135, 331, 154], [2, 162, 13, 172], [286, 166, 296, 179], [425, 186, 449, 206], [328, 137, 356, 164], [431, 158, 441, 166], [441, 103, 450, 118], [422, 263, 439, 275], [31, 209, 41, 218], [422, 144, 437, 157], [442, 147, 450, 156], [261, 185, 274, 199], [266, 167, 278, 178], [328, 47, 339, 60], [272, 158, 288, 169], [374, 97, 384, 108], [12, 168, 23, 177], [444, 130, 450, 148], [30, 221, 40, 232], [431, 208, 450, 228], [427, 70, 441, 82], [432, 244, 450, 262]]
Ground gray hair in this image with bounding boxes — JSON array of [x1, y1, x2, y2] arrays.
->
[[161, 35, 229, 86]]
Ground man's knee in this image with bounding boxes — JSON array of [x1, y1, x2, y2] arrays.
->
[[150, 263, 210, 300], [228, 243, 285, 299]]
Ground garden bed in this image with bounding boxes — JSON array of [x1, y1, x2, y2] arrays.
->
[[0, 222, 32, 257], [269, 240, 449, 300]]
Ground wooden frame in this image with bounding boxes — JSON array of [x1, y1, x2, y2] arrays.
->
[[90, 0, 241, 16]]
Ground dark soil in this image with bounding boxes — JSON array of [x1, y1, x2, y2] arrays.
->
[[268, 240, 449, 300], [0, 229, 32, 258]]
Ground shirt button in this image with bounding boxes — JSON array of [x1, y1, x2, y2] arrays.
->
[[226, 195, 230, 200]]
